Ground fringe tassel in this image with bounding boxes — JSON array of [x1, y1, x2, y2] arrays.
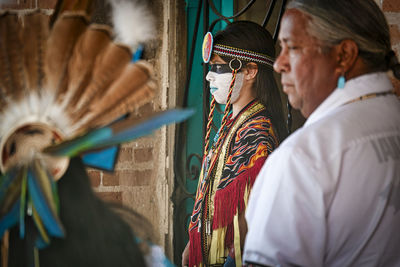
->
[[189, 228, 203, 267], [225, 222, 234, 251], [212, 157, 266, 230]]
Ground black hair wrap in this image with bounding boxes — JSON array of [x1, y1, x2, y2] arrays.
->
[[386, 50, 400, 79]]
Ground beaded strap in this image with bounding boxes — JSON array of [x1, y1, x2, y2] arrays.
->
[[204, 97, 216, 156], [213, 44, 274, 67]]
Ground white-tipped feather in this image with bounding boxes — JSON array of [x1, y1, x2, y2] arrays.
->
[[109, 0, 156, 51], [0, 92, 72, 139], [0, 7, 157, 177]]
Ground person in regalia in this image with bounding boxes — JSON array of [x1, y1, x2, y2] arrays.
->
[[182, 21, 287, 267]]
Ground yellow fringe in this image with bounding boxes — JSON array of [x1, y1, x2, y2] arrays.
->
[[209, 227, 227, 265], [233, 212, 242, 267]]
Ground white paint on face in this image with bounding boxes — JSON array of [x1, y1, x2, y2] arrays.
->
[[206, 71, 244, 104]]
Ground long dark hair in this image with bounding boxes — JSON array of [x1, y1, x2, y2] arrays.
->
[[213, 21, 287, 141], [6, 157, 146, 267]]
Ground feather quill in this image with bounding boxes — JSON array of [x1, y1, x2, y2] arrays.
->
[[79, 61, 153, 129], [31, 204, 51, 246], [27, 160, 64, 238], [44, 12, 88, 101], [102, 109, 195, 146], [89, 79, 157, 128], [71, 42, 132, 125], [63, 25, 112, 109], [0, 13, 25, 102], [44, 108, 195, 157], [21, 11, 49, 92]]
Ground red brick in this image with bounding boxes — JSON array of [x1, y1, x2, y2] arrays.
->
[[97, 191, 122, 204], [103, 172, 119, 186], [383, 0, 400, 12], [390, 24, 400, 45], [134, 147, 153, 163], [87, 170, 101, 187], [119, 169, 153, 186], [118, 147, 133, 162]]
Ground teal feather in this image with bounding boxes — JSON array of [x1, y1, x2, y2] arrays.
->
[[35, 234, 49, 249], [45, 108, 194, 157], [0, 168, 24, 222], [27, 161, 64, 238], [0, 168, 27, 239], [0, 168, 18, 203], [101, 108, 195, 147], [19, 167, 28, 238], [43, 127, 112, 157], [29, 196, 51, 247], [0, 200, 19, 239]]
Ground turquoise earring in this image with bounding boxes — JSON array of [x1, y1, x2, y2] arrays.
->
[[337, 74, 346, 89]]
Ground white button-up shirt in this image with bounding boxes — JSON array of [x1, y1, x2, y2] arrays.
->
[[243, 72, 400, 267]]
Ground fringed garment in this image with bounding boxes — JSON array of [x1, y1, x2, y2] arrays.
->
[[188, 100, 279, 267]]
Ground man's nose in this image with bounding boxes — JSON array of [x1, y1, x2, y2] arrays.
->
[[273, 50, 289, 73]]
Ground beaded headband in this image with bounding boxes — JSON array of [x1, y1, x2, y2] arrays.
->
[[213, 44, 274, 67], [202, 32, 275, 67]]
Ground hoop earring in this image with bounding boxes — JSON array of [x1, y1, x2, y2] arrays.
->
[[337, 74, 346, 89]]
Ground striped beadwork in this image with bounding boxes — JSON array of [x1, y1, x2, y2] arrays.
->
[[204, 97, 216, 156], [213, 44, 274, 67]]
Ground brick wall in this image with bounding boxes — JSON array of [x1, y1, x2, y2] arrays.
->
[[0, 0, 177, 255], [380, 0, 400, 95]]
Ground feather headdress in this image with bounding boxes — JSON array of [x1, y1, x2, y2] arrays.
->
[[0, 0, 193, 252]]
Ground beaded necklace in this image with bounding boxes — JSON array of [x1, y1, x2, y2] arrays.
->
[[343, 90, 395, 106]]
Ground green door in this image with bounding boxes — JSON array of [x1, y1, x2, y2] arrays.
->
[[184, 0, 233, 226], [171, 0, 233, 263]]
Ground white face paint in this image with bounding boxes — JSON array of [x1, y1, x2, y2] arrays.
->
[[206, 71, 244, 104]]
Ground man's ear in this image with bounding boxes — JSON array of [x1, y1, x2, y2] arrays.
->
[[334, 39, 359, 75], [244, 62, 258, 80]]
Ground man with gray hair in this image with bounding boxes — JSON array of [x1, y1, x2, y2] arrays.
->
[[243, 0, 400, 266]]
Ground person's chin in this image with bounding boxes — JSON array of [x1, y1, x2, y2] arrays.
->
[[298, 103, 314, 118], [214, 96, 226, 105], [288, 98, 302, 112]]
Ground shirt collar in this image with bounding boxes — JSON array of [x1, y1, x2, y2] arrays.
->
[[305, 72, 393, 126]]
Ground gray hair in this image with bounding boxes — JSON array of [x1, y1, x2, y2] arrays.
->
[[287, 0, 400, 79]]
